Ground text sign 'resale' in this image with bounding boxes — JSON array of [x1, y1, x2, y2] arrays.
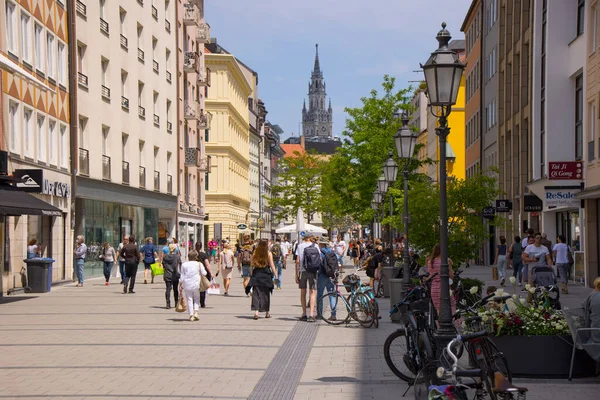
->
[[548, 162, 583, 180]]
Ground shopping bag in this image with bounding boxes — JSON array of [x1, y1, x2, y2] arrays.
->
[[150, 262, 164, 276], [111, 263, 120, 278], [492, 266, 498, 281], [207, 279, 221, 295], [175, 288, 187, 313], [199, 274, 211, 292]]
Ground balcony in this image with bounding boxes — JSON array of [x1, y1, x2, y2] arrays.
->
[[100, 18, 109, 35], [101, 85, 110, 100], [77, 72, 88, 88], [122, 161, 130, 185], [167, 174, 173, 194], [198, 110, 212, 129], [137, 48, 144, 62], [184, 100, 199, 120], [198, 67, 210, 86], [102, 155, 111, 181], [197, 206, 204, 215], [165, 19, 171, 33], [183, 51, 199, 73], [138, 105, 145, 119], [75, 0, 86, 17], [183, 2, 199, 26], [139, 166, 146, 189], [153, 60, 159, 74], [196, 22, 211, 43], [121, 96, 129, 110], [166, 121, 173, 133], [198, 156, 208, 171], [120, 34, 128, 49], [154, 170, 160, 192], [188, 204, 195, 213], [153, 114, 160, 127], [151, 6, 158, 20], [166, 70, 172, 83], [79, 148, 89, 176], [184, 147, 201, 167]]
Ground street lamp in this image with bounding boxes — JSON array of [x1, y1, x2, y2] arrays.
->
[[421, 22, 465, 340], [382, 152, 398, 265], [377, 174, 389, 194]]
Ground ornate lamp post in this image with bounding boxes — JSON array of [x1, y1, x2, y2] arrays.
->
[[373, 191, 383, 239], [421, 23, 465, 340], [394, 113, 417, 297], [382, 152, 398, 266]]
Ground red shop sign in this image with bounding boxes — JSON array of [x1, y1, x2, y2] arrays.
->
[[548, 162, 583, 180]]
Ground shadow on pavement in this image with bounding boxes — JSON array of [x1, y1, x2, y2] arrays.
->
[[0, 296, 38, 304]]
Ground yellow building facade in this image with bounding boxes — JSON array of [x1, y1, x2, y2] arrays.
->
[[443, 74, 466, 181], [204, 53, 252, 241]]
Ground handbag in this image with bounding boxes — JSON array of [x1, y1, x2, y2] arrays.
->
[[175, 287, 187, 313], [199, 274, 211, 292], [150, 262, 164, 276]]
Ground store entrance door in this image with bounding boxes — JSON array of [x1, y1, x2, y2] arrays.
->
[[120, 219, 132, 242]]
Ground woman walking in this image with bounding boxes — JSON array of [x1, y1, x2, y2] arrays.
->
[[508, 236, 524, 286], [219, 243, 234, 295], [162, 244, 180, 309], [246, 240, 278, 320], [179, 250, 206, 321], [427, 244, 455, 317], [100, 242, 116, 286], [493, 236, 508, 286], [553, 235, 571, 294], [351, 241, 360, 267]]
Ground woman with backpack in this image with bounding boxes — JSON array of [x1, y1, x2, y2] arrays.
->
[[245, 240, 278, 319], [141, 237, 159, 284], [219, 243, 234, 296], [240, 240, 254, 295]]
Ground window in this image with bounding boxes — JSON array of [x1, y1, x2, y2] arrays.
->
[[120, 8, 126, 35], [577, 0, 585, 37], [205, 172, 209, 191], [593, 6, 598, 52], [102, 126, 109, 155], [46, 33, 55, 79], [167, 152, 172, 175], [57, 42, 66, 85], [154, 147, 159, 171], [78, 116, 87, 148], [153, 91, 158, 114], [590, 103, 597, 162], [5, 1, 16, 54], [138, 81, 144, 104], [77, 43, 85, 73], [37, 115, 46, 162], [20, 12, 31, 63], [34, 23, 44, 71], [139, 140, 145, 165], [48, 120, 56, 164], [121, 70, 127, 97], [23, 108, 32, 156], [122, 134, 128, 161], [166, 99, 171, 123], [575, 75, 584, 160], [101, 58, 109, 85], [60, 124, 68, 168], [137, 24, 143, 48], [152, 37, 157, 59], [8, 101, 20, 153], [99, 0, 105, 18]]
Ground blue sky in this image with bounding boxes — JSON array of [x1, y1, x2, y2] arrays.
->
[[206, 0, 472, 140]]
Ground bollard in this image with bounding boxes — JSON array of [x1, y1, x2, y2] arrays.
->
[[389, 278, 404, 323], [382, 266, 396, 298]]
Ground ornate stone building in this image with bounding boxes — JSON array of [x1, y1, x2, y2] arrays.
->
[[302, 44, 332, 140]]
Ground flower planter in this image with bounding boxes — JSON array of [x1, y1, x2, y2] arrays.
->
[[492, 335, 596, 378]]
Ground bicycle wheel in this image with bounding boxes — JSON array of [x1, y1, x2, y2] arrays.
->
[[320, 293, 350, 325], [375, 279, 385, 298], [350, 292, 374, 327], [469, 338, 505, 400], [383, 328, 417, 382], [372, 298, 380, 328], [482, 337, 512, 381]]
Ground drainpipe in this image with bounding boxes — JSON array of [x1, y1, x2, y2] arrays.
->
[[175, 1, 181, 242], [67, 0, 78, 267]]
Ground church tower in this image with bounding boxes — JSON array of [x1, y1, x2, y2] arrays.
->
[[302, 44, 333, 139]]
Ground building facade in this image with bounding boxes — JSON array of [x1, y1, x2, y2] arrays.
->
[[482, 0, 500, 180], [302, 44, 332, 140], [1, 0, 73, 292], [73, 0, 178, 277], [177, 0, 211, 258]]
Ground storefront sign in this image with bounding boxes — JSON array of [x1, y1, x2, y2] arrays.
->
[[482, 206, 496, 219], [42, 179, 70, 198], [524, 195, 543, 212], [237, 223, 248, 230], [13, 169, 43, 192], [548, 162, 583, 180], [495, 200, 512, 212], [544, 189, 579, 207], [257, 218, 265, 228]]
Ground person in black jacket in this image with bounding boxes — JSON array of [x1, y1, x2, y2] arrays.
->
[[366, 246, 384, 287], [195, 242, 214, 308], [121, 235, 140, 294], [162, 244, 180, 309]]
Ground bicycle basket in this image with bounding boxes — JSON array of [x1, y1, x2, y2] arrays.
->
[[408, 299, 430, 313]]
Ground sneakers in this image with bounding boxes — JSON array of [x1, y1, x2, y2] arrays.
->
[[223, 292, 229, 296], [329, 315, 337, 321], [144, 280, 148, 284], [189, 315, 195, 322], [128, 290, 135, 294], [105, 282, 109, 286], [315, 315, 324, 320], [123, 286, 127, 294], [193, 312, 199, 321], [299, 315, 308, 322], [500, 278, 505, 287], [276, 287, 281, 290], [307, 316, 316, 323]]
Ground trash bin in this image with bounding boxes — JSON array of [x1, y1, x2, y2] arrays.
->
[[23, 258, 55, 293], [382, 266, 396, 298], [389, 279, 404, 323]]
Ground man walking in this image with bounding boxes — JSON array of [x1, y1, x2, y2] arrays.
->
[[540, 233, 553, 256], [240, 239, 253, 295], [140, 237, 159, 284], [317, 239, 338, 320], [116, 236, 129, 284], [73, 235, 87, 287], [295, 234, 319, 322], [272, 238, 284, 289], [280, 237, 291, 268], [121, 235, 140, 294], [333, 235, 346, 273]]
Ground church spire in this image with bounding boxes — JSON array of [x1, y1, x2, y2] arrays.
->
[[312, 44, 321, 76]]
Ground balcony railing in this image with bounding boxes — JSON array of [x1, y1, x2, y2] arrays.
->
[[199, 110, 211, 129], [138, 48, 145, 62], [198, 156, 208, 171], [165, 19, 171, 33], [120, 34, 128, 49], [167, 174, 173, 194], [138, 105, 145, 119], [79, 148, 89, 176], [184, 147, 200, 167], [153, 60, 159, 73], [166, 121, 173, 133], [122, 161, 130, 185], [77, 72, 88, 88], [196, 22, 211, 43], [75, 0, 86, 17], [139, 166, 146, 189], [151, 6, 158, 20], [166, 70, 172, 83], [121, 96, 129, 110], [153, 114, 160, 127], [102, 155, 111, 181], [184, 100, 199, 120], [154, 170, 160, 191], [183, 51, 199, 73], [100, 18, 109, 35], [183, 2, 199, 26], [197, 206, 204, 215], [101, 85, 110, 100]]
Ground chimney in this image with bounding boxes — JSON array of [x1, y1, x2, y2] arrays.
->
[[300, 135, 305, 149]]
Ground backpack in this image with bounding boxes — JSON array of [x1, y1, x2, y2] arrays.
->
[[272, 244, 282, 261], [241, 248, 252, 264], [302, 243, 322, 273], [322, 250, 339, 278]]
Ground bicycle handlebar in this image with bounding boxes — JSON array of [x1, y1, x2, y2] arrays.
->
[[459, 330, 488, 342], [454, 368, 483, 378]]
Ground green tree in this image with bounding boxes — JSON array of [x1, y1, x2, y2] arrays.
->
[[269, 150, 324, 224], [406, 171, 501, 265]]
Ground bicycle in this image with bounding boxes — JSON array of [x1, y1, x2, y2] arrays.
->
[[357, 282, 380, 328], [320, 273, 375, 328]]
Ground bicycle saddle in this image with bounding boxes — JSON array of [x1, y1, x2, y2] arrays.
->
[[493, 372, 528, 393]]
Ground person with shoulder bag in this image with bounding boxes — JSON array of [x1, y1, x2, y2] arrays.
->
[[219, 243, 234, 296], [195, 242, 214, 308], [162, 244, 180, 309]]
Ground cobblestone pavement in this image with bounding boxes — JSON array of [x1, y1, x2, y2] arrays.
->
[[0, 260, 598, 400]]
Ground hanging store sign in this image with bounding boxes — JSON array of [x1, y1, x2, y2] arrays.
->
[[523, 195, 543, 212], [13, 169, 43, 192], [482, 206, 496, 219], [495, 200, 512, 213], [548, 162, 583, 180], [544, 188, 580, 208]]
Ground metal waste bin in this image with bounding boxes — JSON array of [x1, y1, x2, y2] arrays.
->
[[23, 258, 55, 293], [381, 267, 396, 298], [389, 279, 404, 323]]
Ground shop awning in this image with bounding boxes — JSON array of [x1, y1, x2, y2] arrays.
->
[[0, 188, 63, 216]]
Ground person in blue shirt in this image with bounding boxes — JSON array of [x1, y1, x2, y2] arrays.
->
[[140, 237, 159, 284], [317, 239, 337, 320]]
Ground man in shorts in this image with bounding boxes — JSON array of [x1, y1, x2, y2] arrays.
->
[[295, 234, 318, 322], [240, 239, 253, 296]]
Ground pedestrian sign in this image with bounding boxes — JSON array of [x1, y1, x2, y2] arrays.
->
[[300, 231, 306, 237]]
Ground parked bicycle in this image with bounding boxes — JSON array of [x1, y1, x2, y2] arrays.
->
[[320, 272, 375, 328]]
